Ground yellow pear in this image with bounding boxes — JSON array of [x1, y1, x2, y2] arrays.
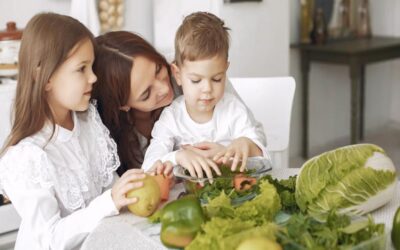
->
[[126, 175, 161, 217]]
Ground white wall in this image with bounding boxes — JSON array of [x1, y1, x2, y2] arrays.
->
[[216, 0, 289, 76], [124, 0, 153, 42], [0, 0, 70, 27], [153, 0, 289, 76], [289, 0, 400, 158], [0, 0, 153, 42]]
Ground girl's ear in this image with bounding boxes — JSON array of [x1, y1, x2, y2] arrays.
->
[[35, 67, 52, 91], [171, 63, 182, 86], [45, 81, 52, 91]]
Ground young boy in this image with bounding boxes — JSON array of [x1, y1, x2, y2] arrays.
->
[[142, 12, 267, 179]]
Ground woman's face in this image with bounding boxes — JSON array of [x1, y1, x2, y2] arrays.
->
[[126, 56, 174, 112]]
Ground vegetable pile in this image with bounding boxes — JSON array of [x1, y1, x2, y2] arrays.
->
[[150, 143, 396, 249]]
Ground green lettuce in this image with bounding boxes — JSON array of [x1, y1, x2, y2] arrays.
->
[[296, 144, 397, 221], [186, 217, 278, 250]]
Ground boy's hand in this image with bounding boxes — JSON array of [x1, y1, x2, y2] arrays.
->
[[181, 141, 226, 159], [111, 169, 146, 211], [148, 160, 175, 188], [213, 137, 261, 172], [148, 160, 174, 176], [176, 149, 221, 179]]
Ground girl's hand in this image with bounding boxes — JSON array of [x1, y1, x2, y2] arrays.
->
[[148, 160, 176, 188], [181, 141, 226, 159], [213, 137, 261, 172], [111, 169, 146, 211], [176, 149, 221, 179]]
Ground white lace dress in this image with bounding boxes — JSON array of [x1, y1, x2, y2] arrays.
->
[[0, 103, 120, 250]]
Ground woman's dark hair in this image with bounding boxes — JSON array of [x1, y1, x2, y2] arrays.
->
[[92, 31, 170, 175]]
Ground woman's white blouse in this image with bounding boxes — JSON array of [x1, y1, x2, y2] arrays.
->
[[0, 103, 120, 250]]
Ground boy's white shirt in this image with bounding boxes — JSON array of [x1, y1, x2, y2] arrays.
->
[[142, 93, 268, 171], [0, 103, 120, 250], [137, 78, 267, 163]]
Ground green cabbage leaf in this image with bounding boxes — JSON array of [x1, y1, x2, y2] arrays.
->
[[296, 144, 397, 221]]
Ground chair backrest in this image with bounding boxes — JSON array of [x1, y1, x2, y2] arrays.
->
[[230, 77, 296, 168]]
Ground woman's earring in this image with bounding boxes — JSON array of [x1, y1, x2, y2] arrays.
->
[[119, 106, 131, 112]]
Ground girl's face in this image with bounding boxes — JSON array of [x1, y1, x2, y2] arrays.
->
[[125, 56, 174, 112], [46, 39, 97, 117]]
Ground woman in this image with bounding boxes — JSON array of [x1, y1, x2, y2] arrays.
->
[[92, 31, 266, 176]]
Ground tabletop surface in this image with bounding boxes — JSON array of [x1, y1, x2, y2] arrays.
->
[[81, 168, 400, 250], [291, 36, 400, 55]]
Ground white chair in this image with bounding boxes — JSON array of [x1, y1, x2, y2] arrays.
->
[[230, 77, 296, 168]]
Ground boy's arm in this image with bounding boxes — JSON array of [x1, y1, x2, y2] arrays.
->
[[142, 111, 178, 172], [224, 78, 267, 147], [227, 95, 268, 157]]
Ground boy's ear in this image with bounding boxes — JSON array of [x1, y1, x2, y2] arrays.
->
[[171, 63, 182, 86], [226, 61, 230, 71]]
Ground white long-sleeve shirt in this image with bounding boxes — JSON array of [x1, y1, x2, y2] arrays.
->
[[0, 103, 120, 250], [142, 93, 267, 171]]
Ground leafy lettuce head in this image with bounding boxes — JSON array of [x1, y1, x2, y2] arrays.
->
[[295, 144, 397, 221]]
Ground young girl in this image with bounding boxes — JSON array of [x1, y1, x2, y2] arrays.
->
[[0, 13, 148, 250]]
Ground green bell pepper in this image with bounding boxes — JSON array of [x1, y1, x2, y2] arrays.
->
[[160, 195, 205, 248]]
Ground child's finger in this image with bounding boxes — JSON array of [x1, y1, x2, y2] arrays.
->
[[120, 181, 143, 196], [213, 150, 225, 162], [193, 141, 212, 150], [207, 159, 221, 176], [122, 197, 139, 207], [222, 149, 234, 166], [198, 159, 213, 181], [230, 152, 241, 172], [192, 161, 204, 179], [240, 150, 249, 172], [163, 161, 174, 175], [120, 170, 145, 183], [186, 166, 197, 178]]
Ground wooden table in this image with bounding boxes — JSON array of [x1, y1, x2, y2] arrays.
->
[[293, 36, 400, 158]]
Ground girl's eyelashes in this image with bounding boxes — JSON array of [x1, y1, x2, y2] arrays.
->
[[78, 65, 86, 72], [212, 78, 222, 82]]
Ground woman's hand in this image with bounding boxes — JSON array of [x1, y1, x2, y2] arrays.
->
[[176, 149, 221, 179], [111, 169, 146, 211], [213, 137, 262, 172], [181, 141, 226, 159]]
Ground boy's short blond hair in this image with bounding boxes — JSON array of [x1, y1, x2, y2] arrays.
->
[[175, 12, 230, 66]]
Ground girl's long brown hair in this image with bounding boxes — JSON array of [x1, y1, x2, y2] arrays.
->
[[1, 13, 94, 154], [92, 31, 170, 175]]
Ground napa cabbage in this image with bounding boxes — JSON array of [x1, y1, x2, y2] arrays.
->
[[296, 144, 397, 221]]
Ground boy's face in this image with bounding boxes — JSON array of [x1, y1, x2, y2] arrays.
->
[[173, 55, 229, 120]]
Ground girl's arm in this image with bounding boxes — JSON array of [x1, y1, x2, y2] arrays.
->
[[5, 185, 117, 249], [0, 145, 119, 250]]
